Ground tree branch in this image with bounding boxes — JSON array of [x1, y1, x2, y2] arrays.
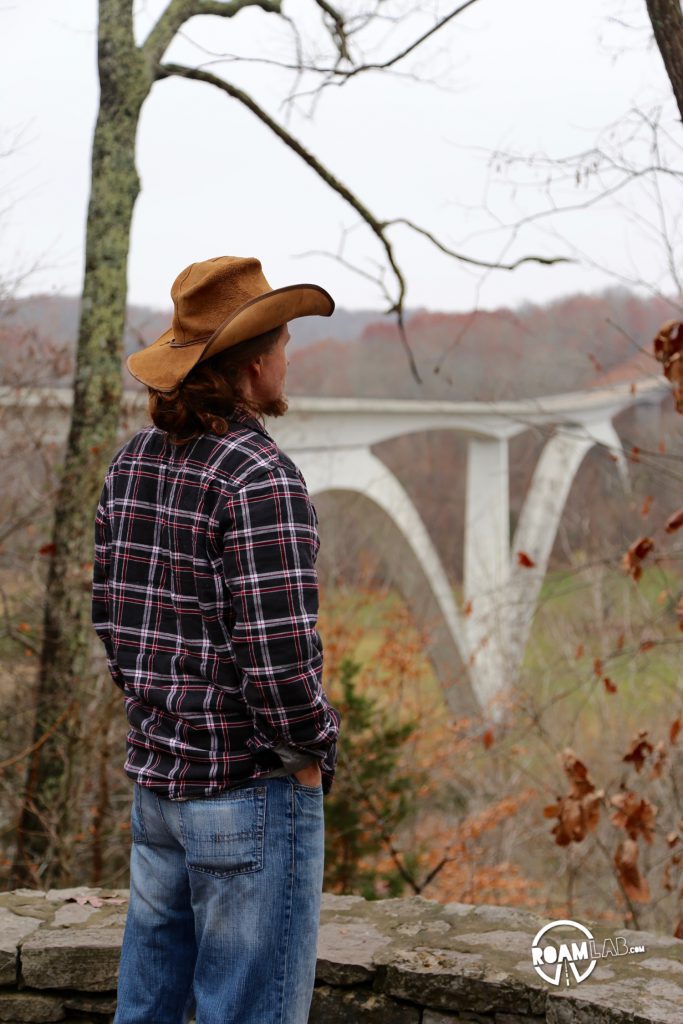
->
[[291, 1, 484, 94], [143, 0, 280, 67], [173, 2, 483, 102], [387, 217, 573, 271], [332, 0, 482, 84], [157, 60, 422, 378], [0, 704, 75, 773], [313, 0, 351, 62]]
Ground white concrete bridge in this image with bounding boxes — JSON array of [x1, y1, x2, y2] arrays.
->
[[0, 380, 669, 722]]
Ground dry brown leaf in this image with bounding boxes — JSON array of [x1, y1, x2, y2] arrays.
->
[[517, 551, 536, 569], [665, 506, 683, 533], [640, 495, 653, 518], [670, 718, 681, 745], [546, 749, 604, 846], [611, 791, 657, 843], [622, 536, 655, 582], [653, 319, 683, 412], [650, 741, 667, 780], [548, 792, 603, 846], [68, 894, 126, 908], [623, 731, 653, 772], [614, 838, 651, 903], [603, 677, 618, 694]]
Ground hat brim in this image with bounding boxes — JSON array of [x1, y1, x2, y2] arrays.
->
[[126, 283, 334, 392]]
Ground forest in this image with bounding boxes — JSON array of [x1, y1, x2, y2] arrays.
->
[[2, 285, 683, 937]]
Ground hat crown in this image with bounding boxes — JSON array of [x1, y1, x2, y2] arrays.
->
[[172, 256, 273, 345]]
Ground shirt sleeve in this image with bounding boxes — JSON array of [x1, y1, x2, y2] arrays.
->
[[221, 462, 340, 766], [92, 474, 126, 691]]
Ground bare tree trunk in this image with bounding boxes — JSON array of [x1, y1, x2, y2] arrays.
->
[[12, 0, 150, 887], [646, 0, 683, 122]]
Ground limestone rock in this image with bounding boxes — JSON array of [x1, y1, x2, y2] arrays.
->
[[0, 910, 43, 986], [309, 984, 419, 1023], [544, 975, 683, 1024], [495, 1015, 545, 1024], [375, 946, 531, 1015], [316, 919, 392, 985], [21, 921, 125, 992], [62, 992, 117, 1015], [51, 904, 99, 929], [423, 1012, 491, 1023], [0, 991, 65, 1023]]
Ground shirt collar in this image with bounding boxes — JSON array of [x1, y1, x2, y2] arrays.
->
[[230, 404, 275, 442]]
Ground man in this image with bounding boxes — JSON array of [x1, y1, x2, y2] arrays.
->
[[92, 256, 341, 1024]]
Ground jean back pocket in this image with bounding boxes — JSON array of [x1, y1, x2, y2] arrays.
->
[[178, 786, 267, 878]]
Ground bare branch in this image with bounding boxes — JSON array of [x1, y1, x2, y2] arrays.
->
[[180, 1, 482, 95], [296, 244, 396, 311], [330, 0, 482, 84], [166, 46, 439, 106], [295, 1, 484, 97], [387, 217, 573, 271], [143, 0, 281, 66], [0, 705, 75, 773], [313, 0, 351, 62], [157, 60, 422, 379]]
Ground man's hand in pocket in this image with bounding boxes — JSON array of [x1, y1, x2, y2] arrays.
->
[[293, 760, 322, 786]]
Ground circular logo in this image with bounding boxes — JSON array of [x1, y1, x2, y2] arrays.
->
[[531, 919, 597, 986]]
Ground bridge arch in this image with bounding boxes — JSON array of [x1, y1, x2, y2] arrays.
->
[[295, 448, 479, 718], [507, 420, 628, 676]]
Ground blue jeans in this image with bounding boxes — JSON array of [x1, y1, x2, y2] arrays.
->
[[114, 775, 325, 1024]]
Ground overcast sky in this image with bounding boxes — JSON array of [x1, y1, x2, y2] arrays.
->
[[1, 0, 679, 315]]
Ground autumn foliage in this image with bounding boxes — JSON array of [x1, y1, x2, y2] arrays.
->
[[653, 319, 683, 412]]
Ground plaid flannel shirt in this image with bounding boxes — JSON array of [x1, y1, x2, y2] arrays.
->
[[92, 406, 341, 798]]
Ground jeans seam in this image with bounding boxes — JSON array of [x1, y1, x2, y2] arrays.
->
[[132, 784, 149, 844], [274, 780, 296, 1024]]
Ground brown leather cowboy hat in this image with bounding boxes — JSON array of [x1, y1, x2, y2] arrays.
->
[[127, 255, 335, 392]]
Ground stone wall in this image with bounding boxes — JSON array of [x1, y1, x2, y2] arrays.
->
[[0, 888, 681, 1023]]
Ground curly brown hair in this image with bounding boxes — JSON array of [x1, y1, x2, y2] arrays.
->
[[148, 325, 284, 444]]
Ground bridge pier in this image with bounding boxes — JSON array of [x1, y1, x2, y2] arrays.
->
[[463, 435, 512, 717]]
